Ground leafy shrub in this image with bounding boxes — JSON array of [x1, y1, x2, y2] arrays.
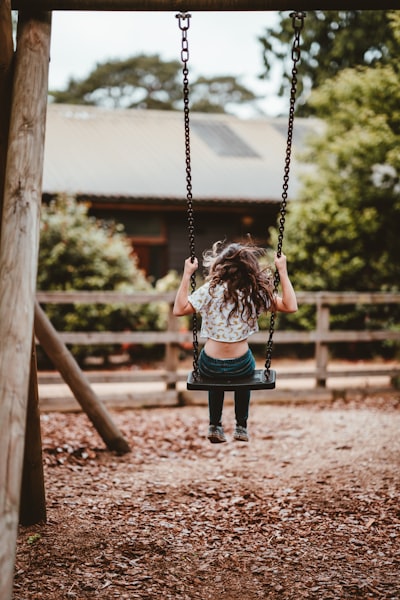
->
[[37, 195, 165, 364]]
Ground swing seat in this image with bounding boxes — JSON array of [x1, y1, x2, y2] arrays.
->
[[187, 369, 276, 391]]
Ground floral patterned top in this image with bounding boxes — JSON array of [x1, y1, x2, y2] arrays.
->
[[188, 282, 270, 342]]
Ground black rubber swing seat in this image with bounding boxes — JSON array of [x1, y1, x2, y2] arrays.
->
[[187, 369, 276, 391]]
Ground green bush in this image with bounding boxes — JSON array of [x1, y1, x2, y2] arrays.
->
[[37, 195, 165, 365]]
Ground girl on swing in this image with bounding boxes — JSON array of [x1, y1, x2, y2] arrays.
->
[[173, 239, 298, 444]]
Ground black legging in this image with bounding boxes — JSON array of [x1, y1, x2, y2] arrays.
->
[[198, 348, 255, 427]]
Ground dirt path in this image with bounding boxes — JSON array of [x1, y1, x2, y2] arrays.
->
[[14, 396, 400, 599]]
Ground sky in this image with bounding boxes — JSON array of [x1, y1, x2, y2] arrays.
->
[[48, 10, 286, 118]]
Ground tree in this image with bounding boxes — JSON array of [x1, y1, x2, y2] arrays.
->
[[189, 75, 259, 114], [281, 62, 400, 291], [50, 55, 182, 110], [259, 10, 397, 114], [273, 58, 400, 348], [266, 13, 400, 353], [38, 196, 165, 364], [49, 54, 258, 114]]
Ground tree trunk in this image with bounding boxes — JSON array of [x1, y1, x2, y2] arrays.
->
[[0, 10, 51, 600]]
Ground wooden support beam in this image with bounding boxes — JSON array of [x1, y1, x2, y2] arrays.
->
[[0, 10, 51, 600], [34, 301, 131, 454], [19, 338, 47, 526], [0, 0, 14, 235], [11, 0, 400, 11]]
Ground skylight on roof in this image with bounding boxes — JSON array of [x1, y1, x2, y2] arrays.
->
[[191, 121, 260, 158]]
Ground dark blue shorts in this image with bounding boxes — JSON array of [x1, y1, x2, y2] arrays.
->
[[198, 348, 255, 379]]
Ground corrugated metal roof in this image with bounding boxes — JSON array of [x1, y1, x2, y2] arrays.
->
[[43, 104, 319, 203]]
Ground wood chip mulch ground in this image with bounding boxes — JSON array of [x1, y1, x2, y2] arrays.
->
[[14, 394, 400, 599]]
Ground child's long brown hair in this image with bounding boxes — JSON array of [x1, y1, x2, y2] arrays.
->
[[202, 240, 276, 325]]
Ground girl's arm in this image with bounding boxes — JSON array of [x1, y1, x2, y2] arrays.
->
[[173, 257, 198, 316], [273, 252, 298, 313]]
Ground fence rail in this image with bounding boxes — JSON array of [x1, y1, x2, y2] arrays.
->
[[36, 290, 400, 390]]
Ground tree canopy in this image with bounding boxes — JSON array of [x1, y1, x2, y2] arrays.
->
[[49, 54, 258, 114], [278, 39, 400, 296], [277, 12, 400, 292], [259, 10, 398, 114], [264, 12, 400, 350]]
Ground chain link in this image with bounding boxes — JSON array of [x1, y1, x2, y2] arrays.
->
[[176, 12, 200, 380], [264, 11, 305, 378], [177, 11, 305, 382]]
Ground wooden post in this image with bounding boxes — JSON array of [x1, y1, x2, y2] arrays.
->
[[34, 301, 131, 454], [19, 338, 47, 526], [0, 10, 51, 600], [0, 0, 14, 233], [165, 302, 179, 390], [10, 0, 400, 11], [315, 295, 330, 388]]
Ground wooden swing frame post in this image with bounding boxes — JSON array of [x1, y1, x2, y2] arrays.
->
[[34, 301, 132, 454], [19, 338, 47, 527], [0, 0, 13, 231], [0, 10, 51, 599], [10, 0, 400, 10], [0, 13, 130, 598]]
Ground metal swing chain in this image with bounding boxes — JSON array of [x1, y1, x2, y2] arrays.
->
[[176, 12, 200, 380], [264, 11, 305, 379]]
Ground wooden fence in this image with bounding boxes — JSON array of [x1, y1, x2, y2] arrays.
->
[[35, 291, 400, 396]]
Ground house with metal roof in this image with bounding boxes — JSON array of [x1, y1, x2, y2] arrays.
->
[[43, 104, 319, 279]]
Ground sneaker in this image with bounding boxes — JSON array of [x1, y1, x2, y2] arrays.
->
[[207, 425, 227, 444], [233, 425, 249, 442]]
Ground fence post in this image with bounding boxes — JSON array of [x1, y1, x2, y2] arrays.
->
[[315, 294, 330, 388], [165, 302, 179, 390]]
